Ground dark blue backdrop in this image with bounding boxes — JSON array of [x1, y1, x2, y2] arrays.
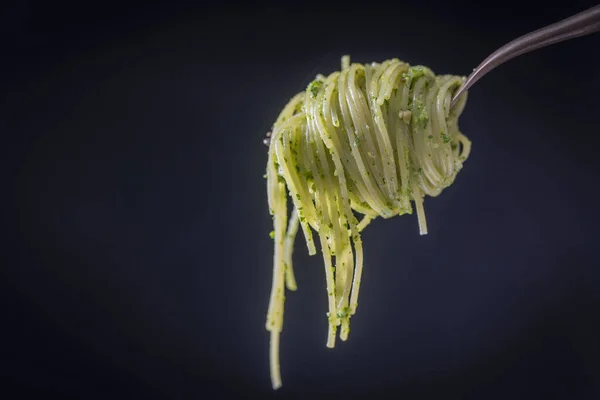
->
[[3, 1, 600, 399]]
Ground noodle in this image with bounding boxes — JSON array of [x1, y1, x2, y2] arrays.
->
[[265, 55, 472, 389]]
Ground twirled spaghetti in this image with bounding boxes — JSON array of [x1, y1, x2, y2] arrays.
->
[[265, 55, 471, 389]]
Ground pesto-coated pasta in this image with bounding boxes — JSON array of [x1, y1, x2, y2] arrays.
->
[[265, 55, 471, 390]]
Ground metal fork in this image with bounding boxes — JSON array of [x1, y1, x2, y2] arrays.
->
[[451, 4, 600, 107], [263, 5, 600, 146]]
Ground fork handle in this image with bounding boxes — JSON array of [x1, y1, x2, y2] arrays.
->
[[452, 5, 600, 107]]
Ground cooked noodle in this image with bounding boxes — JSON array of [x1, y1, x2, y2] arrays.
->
[[265, 55, 471, 389]]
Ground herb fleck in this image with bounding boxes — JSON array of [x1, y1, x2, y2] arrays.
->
[[308, 80, 323, 97]]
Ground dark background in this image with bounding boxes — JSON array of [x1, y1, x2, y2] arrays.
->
[[3, 0, 600, 398]]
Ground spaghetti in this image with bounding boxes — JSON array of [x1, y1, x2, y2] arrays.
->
[[265, 55, 471, 389]]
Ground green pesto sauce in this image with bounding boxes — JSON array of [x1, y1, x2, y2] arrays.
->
[[401, 66, 425, 83], [411, 98, 428, 129], [416, 107, 428, 128], [336, 306, 349, 318], [308, 80, 323, 98]]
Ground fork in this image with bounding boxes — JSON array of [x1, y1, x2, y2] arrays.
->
[[451, 4, 600, 107]]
